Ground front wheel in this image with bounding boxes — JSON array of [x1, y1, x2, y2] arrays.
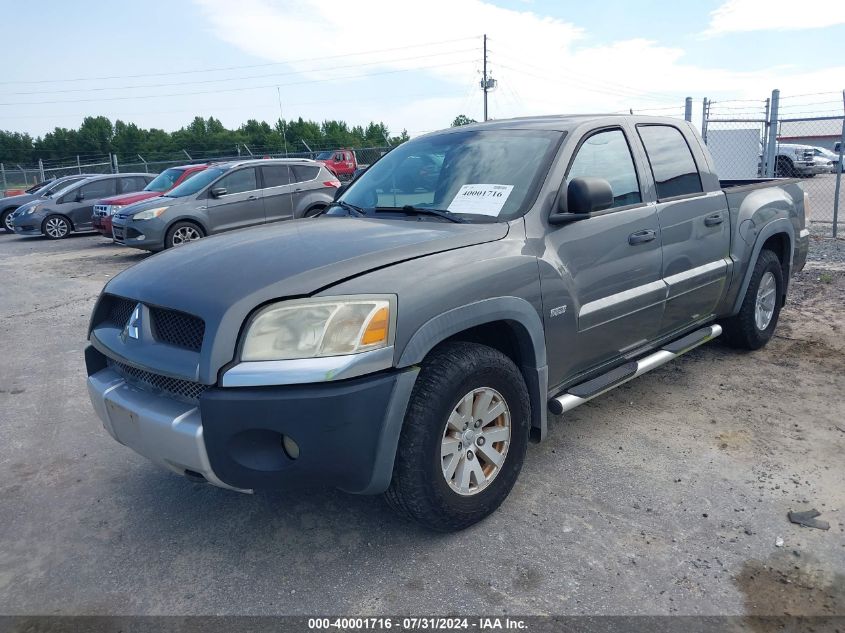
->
[[43, 215, 71, 240], [165, 221, 204, 248], [1, 209, 15, 233], [384, 342, 530, 531], [721, 249, 783, 350]]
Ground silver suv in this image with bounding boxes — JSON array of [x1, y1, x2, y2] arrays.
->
[[111, 159, 339, 251]]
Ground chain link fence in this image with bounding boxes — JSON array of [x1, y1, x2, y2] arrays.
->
[[703, 90, 845, 237], [1, 145, 393, 193]]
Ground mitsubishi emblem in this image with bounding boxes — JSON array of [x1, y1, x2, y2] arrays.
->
[[122, 304, 142, 341]]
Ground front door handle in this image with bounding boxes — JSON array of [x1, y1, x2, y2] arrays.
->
[[704, 213, 724, 227], [628, 229, 656, 245], [247, 195, 257, 200]]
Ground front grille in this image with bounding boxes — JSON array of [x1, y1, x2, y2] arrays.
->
[[94, 205, 109, 217], [150, 307, 205, 352], [108, 359, 209, 404], [105, 296, 136, 328]]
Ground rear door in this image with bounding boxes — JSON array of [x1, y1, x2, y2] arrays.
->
[[70, 178, 117, 229], [290, 164, 323, 215], [636, 123, 730, 337], [541, 125, 665, 383], [259, 164, 294, 223], [205, 167, 264, 233]]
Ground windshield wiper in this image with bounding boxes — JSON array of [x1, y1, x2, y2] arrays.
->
[[330, 200, 367, 217], [375, 205, 466, 224]]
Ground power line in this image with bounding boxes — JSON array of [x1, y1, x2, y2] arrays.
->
[[0, 59, 478, 106], [0, 36, 481, 86], [5, 48, 478, 96]]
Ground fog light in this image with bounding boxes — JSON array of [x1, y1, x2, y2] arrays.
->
[[282, 435, 300, 460]]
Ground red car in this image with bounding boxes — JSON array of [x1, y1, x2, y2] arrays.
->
[[92, 163, 209, 236], [315, 149, 359, 180]]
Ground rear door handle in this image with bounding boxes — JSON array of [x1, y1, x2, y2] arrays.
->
[[247, 195, 258, 200], [628, 229, 656, 245], [704, 213, 724, 227]]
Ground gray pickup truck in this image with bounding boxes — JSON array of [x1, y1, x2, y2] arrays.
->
[[85, 115, 809, 531]]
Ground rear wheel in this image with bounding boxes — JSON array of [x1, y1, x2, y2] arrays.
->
[[384, 342, 530, 531], [43, 215, 71, 240], [1, 209, 14, 233], [721, 249, 783, 350], [165, 221, 203, 248]]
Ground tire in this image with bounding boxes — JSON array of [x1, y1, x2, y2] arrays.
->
[[775, 157, 796, 178], [165, 221, 204, 249], [303, 205, 325, 218], [1, 209, 14, 233], [721, 249, 783, 350], [384, 341, 530, 531], [42, 215, 71, 240]]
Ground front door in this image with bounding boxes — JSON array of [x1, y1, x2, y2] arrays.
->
[[206, 167, 265, 233], [636, 124, 731, 336], [70, 178, 117, 229], [540, 127, 665, 386]]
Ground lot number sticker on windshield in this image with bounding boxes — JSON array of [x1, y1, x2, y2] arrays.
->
[[447, 184, 514, 216]]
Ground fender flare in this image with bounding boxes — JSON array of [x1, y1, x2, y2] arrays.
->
[[731, 218, 794, 315], [397, 296, 549, 440]]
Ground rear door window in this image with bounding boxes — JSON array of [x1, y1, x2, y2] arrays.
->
[[566, 128, 642, 208], [260, 165, 292, 188], [637, 125, 703, 199], [292, 165, 320, 183]]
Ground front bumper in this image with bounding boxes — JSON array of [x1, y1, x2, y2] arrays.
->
[[85, 346, 418, 495], [12, 224, 42, 236], [112, 218, 165, 250], [92, 215, 113, 236]]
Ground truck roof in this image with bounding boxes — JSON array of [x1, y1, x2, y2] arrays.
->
[[432, 114, 689, 134]]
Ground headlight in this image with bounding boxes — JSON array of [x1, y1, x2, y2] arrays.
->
[[240, 296, 393, 361], [24, 205, 40, 215], [109, 205, 123, 215], [132, 206, 168, 220]]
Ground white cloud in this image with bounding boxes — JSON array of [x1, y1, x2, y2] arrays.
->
[[705, 0, 845, 36], [193, 0, 845, 136]]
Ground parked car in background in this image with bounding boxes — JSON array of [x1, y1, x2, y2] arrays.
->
[[1, 174, 94, 233], [11, 173, 154, 239], [112, 159, 339, 251], [315, 149, 360, 180], [773, 143, 830, 177], [86, 115, 808, 530], [816, 147, 843, 173], [92, 164, 210, 237]]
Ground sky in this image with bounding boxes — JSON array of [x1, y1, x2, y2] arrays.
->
[[1, 0, 844, 140]]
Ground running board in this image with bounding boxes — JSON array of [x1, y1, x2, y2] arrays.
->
[[548, 324, 722, 415]]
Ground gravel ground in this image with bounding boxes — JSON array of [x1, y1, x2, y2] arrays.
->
[[0, 232, 843, 617], [806, 231, 845, 265]]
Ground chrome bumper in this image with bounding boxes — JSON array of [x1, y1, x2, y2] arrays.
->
[[87, 367, 251, 493]]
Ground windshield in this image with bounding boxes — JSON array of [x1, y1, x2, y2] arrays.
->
[[336, 129, 562, 222], [145, 167, 187, 193], [42, 176, 86, 197], [315, 151, 334, 160], [164, 166, 226, 197]]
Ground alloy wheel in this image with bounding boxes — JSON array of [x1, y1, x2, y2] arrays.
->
[[440, 387, 511, 496], [45, 217, 69, 238], [754, 271, 777, 331]]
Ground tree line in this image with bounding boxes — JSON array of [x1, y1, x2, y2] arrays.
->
[[0, 116, 411, 165]]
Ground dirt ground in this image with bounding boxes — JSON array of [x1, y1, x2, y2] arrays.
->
[[0, 231, 843, 617]]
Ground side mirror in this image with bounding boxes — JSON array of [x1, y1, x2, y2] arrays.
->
[[210, 187, 227, 198], [549, 177, 613, 224], [75, 191, 85, 202], [333, 184, 349, 201]]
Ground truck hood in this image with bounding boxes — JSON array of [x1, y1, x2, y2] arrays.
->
[[98, 191, 161, 206], [103, 217, 509, 380]]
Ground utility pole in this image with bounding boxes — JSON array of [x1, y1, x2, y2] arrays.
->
[[482, 34, 491, 122], [483, 34, 488, 121]]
